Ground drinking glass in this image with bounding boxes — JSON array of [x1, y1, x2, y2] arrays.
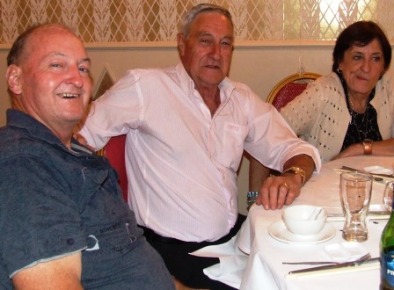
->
[[383, 181, 394, 212], [340, 172, 373, 242]]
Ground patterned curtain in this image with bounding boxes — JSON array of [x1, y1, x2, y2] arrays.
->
[[0, 0, 391, 44]]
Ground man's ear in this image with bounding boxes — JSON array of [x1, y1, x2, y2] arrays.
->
[[177, 33, 185, 56], [6, 64, 22, 95]]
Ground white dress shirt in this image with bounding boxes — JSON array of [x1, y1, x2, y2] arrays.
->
[[80, 63, 321, 242]]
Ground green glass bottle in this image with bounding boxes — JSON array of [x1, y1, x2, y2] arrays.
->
[[380, 198, 394, 290]]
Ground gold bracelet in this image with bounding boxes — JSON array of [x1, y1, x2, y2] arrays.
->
[[282, 166, 306, 185]]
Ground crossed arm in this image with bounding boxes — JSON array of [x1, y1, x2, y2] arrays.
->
[[332, 138, 394, 160]]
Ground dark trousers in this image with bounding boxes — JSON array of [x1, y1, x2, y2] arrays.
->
[[140, 214, 246, 290]]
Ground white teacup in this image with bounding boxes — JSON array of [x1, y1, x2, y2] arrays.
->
[[282, 205, 327, 235]]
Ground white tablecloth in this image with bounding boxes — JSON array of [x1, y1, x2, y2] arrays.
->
[[192, 156, 394, 290]]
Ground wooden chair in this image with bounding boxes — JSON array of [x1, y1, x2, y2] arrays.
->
[[248, 72, 320, 192]]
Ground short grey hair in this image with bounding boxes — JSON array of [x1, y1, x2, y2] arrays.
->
[[179, 3, 233, 38]]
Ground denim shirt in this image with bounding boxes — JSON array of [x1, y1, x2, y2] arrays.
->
[[0, 110, 173, 289]]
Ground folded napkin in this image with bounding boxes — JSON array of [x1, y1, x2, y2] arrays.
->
[[326, 204, 390, 222], [190, 236, 248, 289], [324, 243, 368, 263], [203, 255, 248, 289]]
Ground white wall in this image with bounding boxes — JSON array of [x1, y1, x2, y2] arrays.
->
[[0, 43, 335, 214]]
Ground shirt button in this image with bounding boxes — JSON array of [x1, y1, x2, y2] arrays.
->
[[66, 238, 75, 245]]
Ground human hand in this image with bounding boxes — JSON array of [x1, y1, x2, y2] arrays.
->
[[331, 143, 363, 160], [255, 174, 302, 210]]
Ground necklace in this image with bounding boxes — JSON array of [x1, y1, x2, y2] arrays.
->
[[335, 71, 382, 150], [336, 71, 372, 142], [348, 98, 367, 127], [350, 109, 368, 140], [347, 94, 370, 141], [348, 97, 367, 114]]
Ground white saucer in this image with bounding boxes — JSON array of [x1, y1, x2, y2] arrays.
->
[[364, 165, 393, 175], [268, 221, 336, 244]]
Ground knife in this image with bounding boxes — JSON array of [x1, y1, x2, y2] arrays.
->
[[340, 166, 394, 179], [287, 257, 379, 276]]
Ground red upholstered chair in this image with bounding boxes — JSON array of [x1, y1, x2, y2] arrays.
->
[[248, 72, 320, 194], [98, 135, 128, 202], [266, 72, 320, 109]]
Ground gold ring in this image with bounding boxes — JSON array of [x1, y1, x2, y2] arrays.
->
[[282, 182, 289, 189]]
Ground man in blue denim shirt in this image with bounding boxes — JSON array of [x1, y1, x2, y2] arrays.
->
[[0, 24, 174, 289]]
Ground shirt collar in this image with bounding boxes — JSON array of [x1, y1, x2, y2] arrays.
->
[[175, 62, 236, 103], [6, 109, 93, 155]]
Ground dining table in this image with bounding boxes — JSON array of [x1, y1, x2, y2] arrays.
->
[[192, 155, 394, 290]]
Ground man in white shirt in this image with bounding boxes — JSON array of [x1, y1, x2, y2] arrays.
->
[[80, 3, 320, 289]]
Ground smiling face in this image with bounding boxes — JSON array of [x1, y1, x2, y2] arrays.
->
[[6, 25, 92, 141], [339, 38, 385, 99], [177, 11, 234, 93]]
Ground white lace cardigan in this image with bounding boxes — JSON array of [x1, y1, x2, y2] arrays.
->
[[280, 72, 394, 162]]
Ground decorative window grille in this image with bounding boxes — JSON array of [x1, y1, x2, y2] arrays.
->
[[0, 0, 392, 45]]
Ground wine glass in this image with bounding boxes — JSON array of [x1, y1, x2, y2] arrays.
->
[[383, 181, 394, 212]]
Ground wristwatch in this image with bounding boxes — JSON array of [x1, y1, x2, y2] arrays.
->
[[282, 166, 306, 185], [363, 139, 373, 155]]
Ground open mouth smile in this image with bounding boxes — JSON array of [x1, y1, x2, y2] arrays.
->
[[58, 93, 80, 99]]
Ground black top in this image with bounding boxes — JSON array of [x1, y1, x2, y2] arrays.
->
[[336, 71, 382, 151]]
